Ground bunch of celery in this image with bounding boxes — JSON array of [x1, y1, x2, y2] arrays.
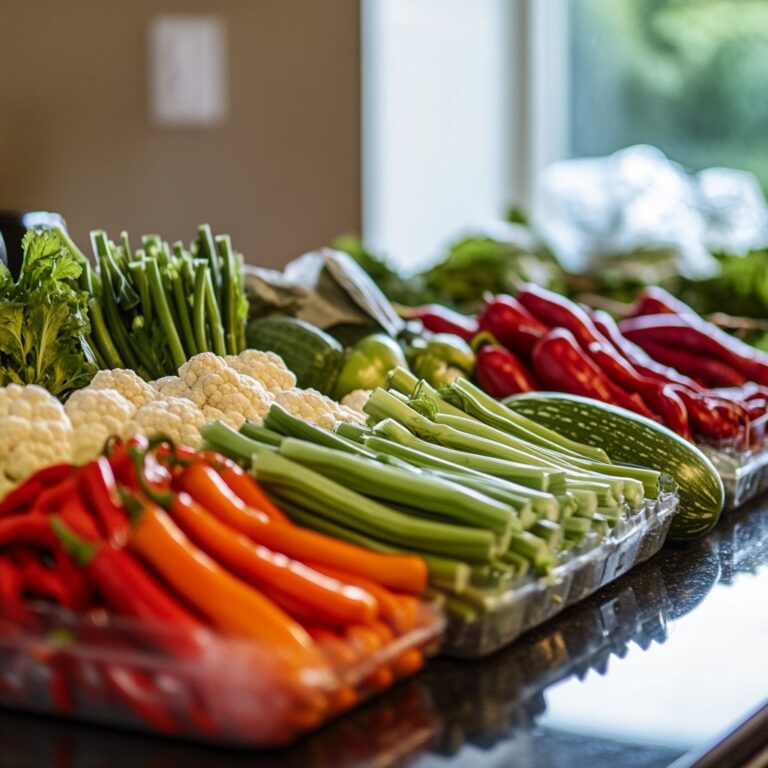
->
[[201, 372, 663, 617], [58, 224, 247, 379]]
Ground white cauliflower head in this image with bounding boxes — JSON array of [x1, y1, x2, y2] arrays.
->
[[89, 369, 157, 408], [177, 353, 271, 430], [0, 385, 73, 486], [122, 397, 207, 449], [65, 387, 136, 464], [226, 349, 296, 394]]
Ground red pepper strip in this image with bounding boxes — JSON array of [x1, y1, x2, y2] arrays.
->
[[397, 304, 478, 342], [100, 664, 181, 734], [590, 309, 704, 391], [51, 517, 205, 657], [476, 294, 549, 357], [629, 286, 697, 318], [78, 458, 129, 543], [626, 338, 748, 389], [532, 329, 656, 418], [474, 343, 540, 398], [516, 283, 604, 348], [619, 314, 768, 387], [19, 561, 72, 607], [0, 464, 76, 517]]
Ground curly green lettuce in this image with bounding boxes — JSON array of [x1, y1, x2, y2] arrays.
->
[[0, 230, 97, 398]]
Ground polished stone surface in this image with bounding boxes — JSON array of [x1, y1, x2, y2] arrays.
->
[[2, 499, 767, 768]]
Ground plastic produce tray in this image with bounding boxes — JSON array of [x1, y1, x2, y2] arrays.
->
[[441, 491, 678, 658], [699, 444, 768, 512], [0, 600, 444, 748]]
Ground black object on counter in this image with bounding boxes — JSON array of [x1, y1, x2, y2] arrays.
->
[[0, 210, 66, 279]]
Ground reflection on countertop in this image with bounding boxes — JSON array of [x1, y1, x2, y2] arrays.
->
[[1, 500, 767, 768]]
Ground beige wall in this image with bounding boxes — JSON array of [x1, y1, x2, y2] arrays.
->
[[0, 0, 361, 267]]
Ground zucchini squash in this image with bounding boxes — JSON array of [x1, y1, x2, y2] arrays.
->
[[504, 392, 724, 542], [246, 317, 344, 395]]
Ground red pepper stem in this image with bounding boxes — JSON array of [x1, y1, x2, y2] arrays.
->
[[128, 446, 174, 508], [50, 516, 97, 568], [470, 331, 500, 352]]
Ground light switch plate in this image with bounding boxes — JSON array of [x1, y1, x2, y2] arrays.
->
[[149, 15, 226, 126]]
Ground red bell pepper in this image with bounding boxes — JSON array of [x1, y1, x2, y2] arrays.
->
[[476, 295, 549, 357]]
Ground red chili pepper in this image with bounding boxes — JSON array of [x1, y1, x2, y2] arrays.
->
[[590, 309, 704, 391], [623, 338, 748, 389], [532, 329, 656, 418], [583, 341, 690, 436], [668, 386, 750, 447], [476, 295, 549, 357], [0, 464, 76, 517], [18, 560, 72, 607], [0, 515, 59, 550], [620, 314, 768, 387], [629, 286, 697, 318], [105, 436, 150, 487], [32, 482, 102, 541], [397, 304, 478, 342], [78, 458, 129, 543], [474, 341, 539, 398], [516, 284, 603, 348], [51, 517, 205, 657]]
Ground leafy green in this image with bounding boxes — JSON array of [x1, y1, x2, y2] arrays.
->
[[0, 230, 96, 397]]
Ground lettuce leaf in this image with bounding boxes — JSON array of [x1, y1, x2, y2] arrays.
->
[[0, 230, 96, 397]]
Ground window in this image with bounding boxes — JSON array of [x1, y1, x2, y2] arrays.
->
[[570, 0, 768, 187]]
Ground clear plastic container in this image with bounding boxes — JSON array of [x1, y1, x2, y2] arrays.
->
[[0, 599, 444, 748], [441, 491, 678, 658], [699, 443, 768, 512]]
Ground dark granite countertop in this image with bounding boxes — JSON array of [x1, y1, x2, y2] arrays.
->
[[2, 499, 768, 768]]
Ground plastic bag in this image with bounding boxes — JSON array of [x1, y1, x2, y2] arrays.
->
[[534, 145, 768, 278]]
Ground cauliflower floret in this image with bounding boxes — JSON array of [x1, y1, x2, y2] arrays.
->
[[65, 388, 135, 433], [0, 386, 74, 487], [226, 349, 296, 394], [65, 387, 136, 464], [341, 389, 372, 415], [151, 376, 189, 399], [176, 354, 271, 430], [89, 369, 157, 408], [274, 387, 365, 430], [0, 408, 73, 484], [123, 397, 207, 449], [71, 423, 112, 465]]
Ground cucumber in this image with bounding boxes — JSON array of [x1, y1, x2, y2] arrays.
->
[[246, 317, 344, 395], [503, 392, 724, 542]]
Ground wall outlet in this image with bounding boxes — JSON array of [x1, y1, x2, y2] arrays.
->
[[149, 15, 226, 126]]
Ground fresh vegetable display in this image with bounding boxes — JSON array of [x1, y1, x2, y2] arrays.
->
[[0, 438, 440, 744], [202, 374, 689, 621], [2, 214, 768, 745]]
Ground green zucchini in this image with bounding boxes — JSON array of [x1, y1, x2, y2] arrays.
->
[[246, 317, 344, 395], [503, 392, 724, 542]]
